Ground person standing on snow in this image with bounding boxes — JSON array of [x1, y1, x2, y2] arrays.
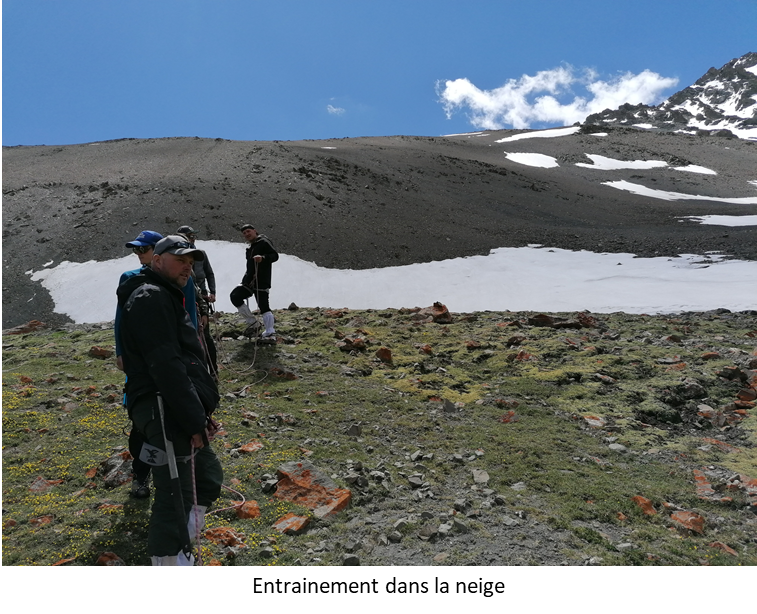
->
[[229, 223, 279, 340]]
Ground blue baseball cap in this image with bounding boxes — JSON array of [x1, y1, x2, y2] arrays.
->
[[125, 230, 163, 248]]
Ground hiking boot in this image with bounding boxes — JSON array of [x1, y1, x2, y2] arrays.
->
[[130, 476, 150, 498]]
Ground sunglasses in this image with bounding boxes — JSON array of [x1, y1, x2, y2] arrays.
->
[[132, 246, 153, 254]]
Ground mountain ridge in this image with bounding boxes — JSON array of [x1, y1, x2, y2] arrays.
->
[[585, 52, 757, 138]]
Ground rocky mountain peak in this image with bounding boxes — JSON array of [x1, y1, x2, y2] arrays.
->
[[584, 52, 757, 139]]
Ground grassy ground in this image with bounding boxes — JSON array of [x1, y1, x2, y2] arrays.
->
[[2, 307, 756, 566]]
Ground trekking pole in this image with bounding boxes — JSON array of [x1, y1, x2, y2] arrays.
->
[[156, 393, 193, 562]]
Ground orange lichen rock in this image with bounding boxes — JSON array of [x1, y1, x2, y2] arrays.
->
[[204, 527, 245, 547], [234, 501, 261, 520], [239, 440, 264, 454], [96, 552, 125, 566], [631, 495, 657, 515], [671, 511, 705, 534], [274, 460, 351, 518], [272, 513, 311, 535]]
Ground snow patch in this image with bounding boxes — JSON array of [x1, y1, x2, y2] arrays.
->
[[680, 215, 757, 227], [603, 180, 757, 204], [575, 154, 667, 170], [673, 165, 717, 175], [494, 126, 580, 143], [504, 152, 559, 168]]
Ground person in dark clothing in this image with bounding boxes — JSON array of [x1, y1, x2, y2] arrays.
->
[[115, 230, 163, 499], [115, 230, 203, 498], [177, 225, 218, 375], [229, 224, 279, 339], [176, 225, 216, 303], [117, 235, 223, 566]]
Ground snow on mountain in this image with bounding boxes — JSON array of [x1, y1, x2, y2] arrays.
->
[[584, 52, 757, 139]]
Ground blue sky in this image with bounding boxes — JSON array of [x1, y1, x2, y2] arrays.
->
[[3, 0, 756, 146]]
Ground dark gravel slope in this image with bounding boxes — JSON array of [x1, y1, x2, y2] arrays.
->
[[3, 127, 756, 328]]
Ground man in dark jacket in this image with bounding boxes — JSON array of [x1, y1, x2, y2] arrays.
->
[[229, 223, 279, 339], [176, 225, 216, 303], [117, 235, 223, 566]]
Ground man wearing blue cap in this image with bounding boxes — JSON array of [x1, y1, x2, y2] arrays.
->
[[115, 230, 164, 498]]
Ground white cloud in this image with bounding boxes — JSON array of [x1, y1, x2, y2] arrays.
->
[[327, 104, 346, 115], [437, 66, 679, 129]]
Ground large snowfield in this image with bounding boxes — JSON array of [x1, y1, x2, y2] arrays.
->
[[30, 240, 757, 324]]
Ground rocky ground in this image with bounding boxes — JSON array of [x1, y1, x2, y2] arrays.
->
[[2, 305, 756, 566], [3, 126, 757, 329]]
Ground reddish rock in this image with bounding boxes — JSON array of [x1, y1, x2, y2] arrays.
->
[[324, 309, 347, 318], [700, 352, 720, 360], [3, 320, 45, 335], [576, 312, 599, 328], [505, 335, 526, 347], [418, 302, 453, 324], [693, 469, 716, 498], [274, 460, 351, 518], [88, 346, 114, 359], [465, 340, 482, 350], [631, 495, 657, 516], [498, 410, 519, 423], [3, 519, 18, 528], [272, 513, 311, 535], [701, 438, 740, 454], [496, 320, 522, 328], [417, 344, 433, 355], [234, 500, 261, 519], [671, 511, 705, 534], [20, 375, 33, 384], [52, 557, 77, 566], [708, 541, 738, 557], [96, 552, 125, 566], [239, 440, 264, 454], [204, 527, 245, 547], [375, 347, 393, 363], [617, 512, 628, 522], [737, 388, 757, 402], [494, 398, 519, 408], [29, 476, 64, 492], [506, 350, 533, 362], [29, 515, 54, 527]]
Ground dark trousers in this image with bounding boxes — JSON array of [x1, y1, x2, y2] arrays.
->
[[230, 284, 271, 313], [131, 396, 223, 557], [128, 428, 151, 482]]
